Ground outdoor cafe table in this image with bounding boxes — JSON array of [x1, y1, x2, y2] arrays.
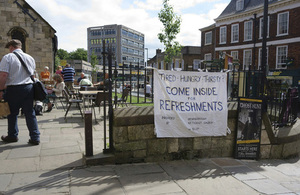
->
[[79, 90, 103, 111]]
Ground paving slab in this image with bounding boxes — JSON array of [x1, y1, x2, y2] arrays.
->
[[176, 176, 259, 195], [0, 157, 40, 174], [0, 174, 13, 192], [159, 160, 200, 179], [70, 168, 125, 195], [244, 178, 292, 194], [223, 165, 266, 181]]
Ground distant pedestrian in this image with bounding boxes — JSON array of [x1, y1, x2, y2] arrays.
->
[[0, 39, 40, 145], [61, 63, 75, 91], [145, 82, 151, 97]]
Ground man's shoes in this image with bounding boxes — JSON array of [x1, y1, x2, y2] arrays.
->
[[1, 135, 18, 143], [28, 139, 40, 145]]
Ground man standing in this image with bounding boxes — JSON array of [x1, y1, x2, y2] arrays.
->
[[61, 63, 75, 91], [0, 39, 40, 145]]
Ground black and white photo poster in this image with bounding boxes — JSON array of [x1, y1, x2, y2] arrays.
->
[[235, 98, 262, 159]]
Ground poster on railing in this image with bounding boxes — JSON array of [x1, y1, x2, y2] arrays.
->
[[154, 69, 228, 137], [235, 98, 262, 160]]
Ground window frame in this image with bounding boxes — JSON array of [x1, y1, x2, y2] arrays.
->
[[205, 31, 212, 45], [236, 0, 244, 11], [276, 45, 288, 69], [231, 24, 239, 43], [193, 59, 201, 70], [219, 26, 227, 44], [243, 49, 252, 70], [277, 12, 289, 36], [259, 16, 270, 39], [244, 20, 253, 41], [258, 48, 269, 70]]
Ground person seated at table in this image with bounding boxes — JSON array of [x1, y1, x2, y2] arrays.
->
[[77, 72, 85, 84], [94, 73, 109, 90], [44, 74, 65, 112], [40, 66, 50, 81], [55, 66, 63, 78], [79, 76, 93, 87]]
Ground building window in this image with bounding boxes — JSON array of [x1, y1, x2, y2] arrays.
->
[[220, 26, 226, 44], [244, 20, 253, 41], [230, 51, 238, 70], [231, 51, 238, 60], [243, 50, 252, 70], [205, 31, 212, 45], [236, 0, 244, 11], [276, 46, 288, 69], [204, 53, 212, 61], [193, 59, 201, 70], [231, 24, 239, 43], [258, 48, 269, 70], [204, 53, 212, 67], [259, 16, 270, 39], [160, 61, 164, 70], [277, 12, 289, 36]]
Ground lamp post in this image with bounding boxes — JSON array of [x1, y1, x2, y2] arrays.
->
[[145, 48, 148, 67], [261, 0, 268, 99]]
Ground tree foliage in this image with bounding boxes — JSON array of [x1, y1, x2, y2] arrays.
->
[[69, 48, 87, 61], [57, 49, 69, 60], [158, 0, 182, 67], [90, 51, 99, 73], [56, 48, 87, 61]]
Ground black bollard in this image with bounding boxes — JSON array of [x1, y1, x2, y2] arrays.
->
[[84, 111, 93, 156]]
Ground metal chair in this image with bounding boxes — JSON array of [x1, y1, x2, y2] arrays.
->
[[116, 88, 129, 107], [65, 86, 79, 99], [62, 89, 83, 120]]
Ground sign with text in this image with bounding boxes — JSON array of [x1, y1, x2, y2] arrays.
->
[[154, 69, 228, 137], [235, 98, 262, 160]]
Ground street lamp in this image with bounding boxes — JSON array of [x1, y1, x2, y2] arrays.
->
[[145, 48, 148, 67]]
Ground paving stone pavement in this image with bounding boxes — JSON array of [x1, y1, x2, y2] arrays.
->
[[0, 106, 300, 195]]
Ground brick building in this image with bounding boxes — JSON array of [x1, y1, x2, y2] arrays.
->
[[147, 46, 201, 71], [0, 0, 57, 75], [200, 0, 300, 87]]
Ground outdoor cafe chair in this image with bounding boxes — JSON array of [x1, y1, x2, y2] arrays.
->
[[116, 88, 129, 107], [62, 89, 83, 120]]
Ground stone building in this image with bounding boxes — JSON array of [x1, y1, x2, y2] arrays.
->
[[0, 0, 57, 75]]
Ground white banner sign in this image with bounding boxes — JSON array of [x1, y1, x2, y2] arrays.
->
[[154, 69, 228, 137]]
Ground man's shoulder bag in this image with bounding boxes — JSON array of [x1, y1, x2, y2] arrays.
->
[[13, 52, 47, 101]]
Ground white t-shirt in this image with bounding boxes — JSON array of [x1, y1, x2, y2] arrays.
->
[[146, 84, 151, 94], [0, 49, 35, 86]]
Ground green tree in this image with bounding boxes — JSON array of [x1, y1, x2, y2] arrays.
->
[[69, 48, 87, 61], [158, 0, 182, 68], [90, 51, 99, 83], [57, 49, 69, 60]]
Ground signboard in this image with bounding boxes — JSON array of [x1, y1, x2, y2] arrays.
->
[[235, 98, 262, 159], [154, 69, 228, 137]]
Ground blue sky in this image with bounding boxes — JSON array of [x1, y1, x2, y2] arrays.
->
[[26, 0, 230, 58]]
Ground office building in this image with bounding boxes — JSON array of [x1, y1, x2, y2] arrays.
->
[[87, 24, 145, 69]]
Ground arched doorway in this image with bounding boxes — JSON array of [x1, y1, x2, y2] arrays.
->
[[7, 27, 28, 52]]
